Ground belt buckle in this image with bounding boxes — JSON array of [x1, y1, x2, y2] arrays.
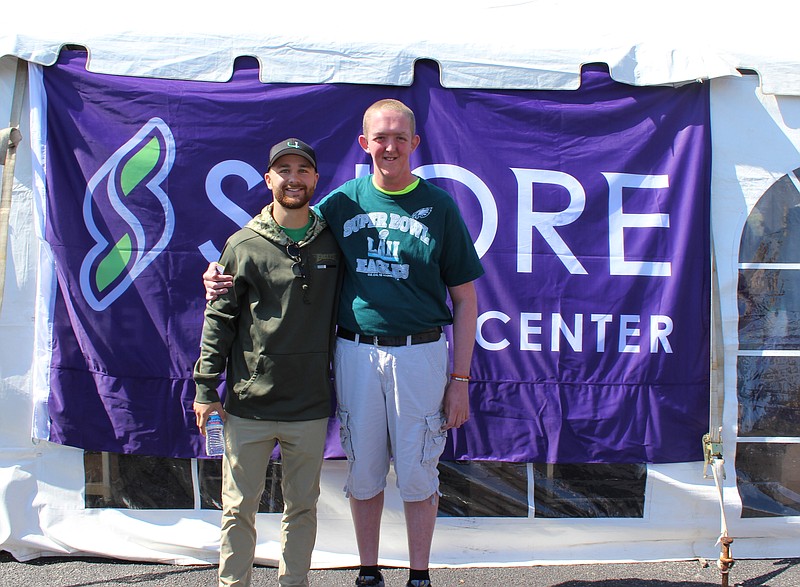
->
[[371, 335, 381, 346]]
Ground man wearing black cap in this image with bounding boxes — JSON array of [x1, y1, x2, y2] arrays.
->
[[193, 138, 341, 587]]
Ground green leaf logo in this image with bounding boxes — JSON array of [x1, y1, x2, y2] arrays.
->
[[80, 119, 176, 310], [121, 137, 160, 196]]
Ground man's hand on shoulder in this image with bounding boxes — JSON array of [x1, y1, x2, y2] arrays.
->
[[204, 262, 233, 301]]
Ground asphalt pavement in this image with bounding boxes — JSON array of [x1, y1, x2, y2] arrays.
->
[[2, 552, 800, 587]]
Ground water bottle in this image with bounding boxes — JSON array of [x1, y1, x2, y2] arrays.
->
[[205, 412, 225, 457]]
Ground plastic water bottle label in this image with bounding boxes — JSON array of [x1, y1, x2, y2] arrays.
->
[[205, 413, 225, 457]]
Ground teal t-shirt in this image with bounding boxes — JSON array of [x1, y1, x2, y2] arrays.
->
[[316, 175, 484, 335]]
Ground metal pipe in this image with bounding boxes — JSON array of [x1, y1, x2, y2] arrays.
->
[[718, 536, 734, 587]]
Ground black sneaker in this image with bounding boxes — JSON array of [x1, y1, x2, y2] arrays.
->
[[356, 571, 385, 587], [406, 581, 432, 587]]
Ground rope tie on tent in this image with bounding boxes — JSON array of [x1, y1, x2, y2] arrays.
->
[[0, 58, 28, 315], [705, 435, 734, 587], [706, 229, 734, 586]]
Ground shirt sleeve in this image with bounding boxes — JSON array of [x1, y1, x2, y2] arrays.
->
[[440, 198, 485, 287], [192, 242, 243, 403]]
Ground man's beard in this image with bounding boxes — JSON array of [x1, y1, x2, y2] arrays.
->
[[274, 186, 314, 209]]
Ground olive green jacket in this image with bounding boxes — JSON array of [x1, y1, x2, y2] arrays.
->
[[193, 204, 341, 421]]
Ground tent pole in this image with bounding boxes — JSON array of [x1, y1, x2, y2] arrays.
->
[[0, 58, 28, 316], [706, 225, 734, 586], [704, 223, 726, 477], [708, 227, 725, 450]]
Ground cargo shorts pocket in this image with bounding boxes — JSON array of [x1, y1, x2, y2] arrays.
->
[[421, 412, 447, 465], [338, 409, 355, 462]]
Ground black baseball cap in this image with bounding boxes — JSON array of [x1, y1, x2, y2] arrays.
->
[[268, 138, 317, 170]]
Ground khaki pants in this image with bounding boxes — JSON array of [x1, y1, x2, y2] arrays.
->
[[218, 415, 328, 587]]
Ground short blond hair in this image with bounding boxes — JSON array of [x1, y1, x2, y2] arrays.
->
[[362, 99, 416, 136]]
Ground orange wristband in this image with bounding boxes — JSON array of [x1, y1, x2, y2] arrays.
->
[[450, 373, 471, 382]]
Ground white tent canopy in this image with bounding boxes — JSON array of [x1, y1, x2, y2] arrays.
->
[[3, 1, 800, 94], [2, 0, 800, 570]]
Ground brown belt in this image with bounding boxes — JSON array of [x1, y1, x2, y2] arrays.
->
[[336, 326, 442, 347]]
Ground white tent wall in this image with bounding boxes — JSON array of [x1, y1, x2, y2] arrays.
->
[[710, 74, 800, 558], [2, 1, 800, 567], [0, 56, 57, 562]]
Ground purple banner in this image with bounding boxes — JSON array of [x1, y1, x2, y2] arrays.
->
[[43, 51, 709, 462]]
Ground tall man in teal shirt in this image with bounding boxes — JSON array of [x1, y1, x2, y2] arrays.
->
[[205, 100, 483, 587]]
